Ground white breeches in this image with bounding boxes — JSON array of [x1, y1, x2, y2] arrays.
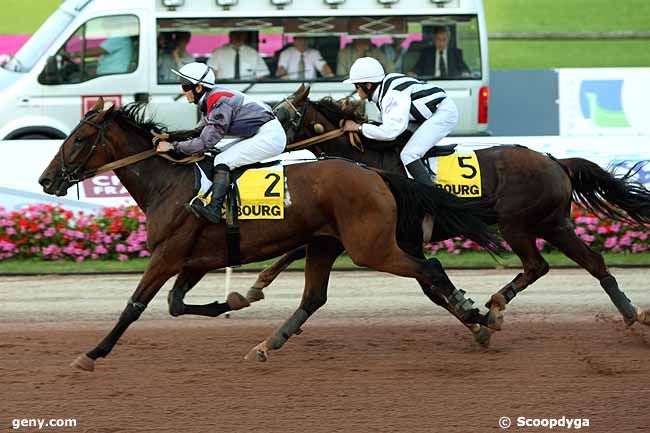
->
[[400, 97, 459, 167], [213, 118, 287, 169]]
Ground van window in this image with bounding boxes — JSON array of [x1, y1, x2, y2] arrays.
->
[[39, 15, 139, 85], [2, 8, 74, 73], [156, 15, 481, 84]]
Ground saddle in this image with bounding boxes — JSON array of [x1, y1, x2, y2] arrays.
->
[[423, 143, 458, 159]]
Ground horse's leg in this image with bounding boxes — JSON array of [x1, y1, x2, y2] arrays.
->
[[246, 246, 307, 303], [71, 252, 180, 372], [418, 278, 493, 346], [485, 229, 549, 330], [404, 243, 492, 345], [245, 237, 343, 362], [543, 225, 646, 326], [346, 238, 486, 327], [168, 268, 249, 318]]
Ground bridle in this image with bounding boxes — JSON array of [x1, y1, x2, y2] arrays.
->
[[58, 115, 110, 185], [55, 113, 191, 191], [273, 96, 307, 144]]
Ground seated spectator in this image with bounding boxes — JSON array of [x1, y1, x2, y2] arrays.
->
[[336, 38, 394, 77], [276, 37, 333, 80], [67, 36, 134, 75], [158, 31, 194, 83], [379, 37, 407, 72], [410, 26, 470, 78], [207, 30, 270, 80]]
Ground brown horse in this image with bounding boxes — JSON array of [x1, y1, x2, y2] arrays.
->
[[38, 98, 502, 370], [250, 85, 650, 335]]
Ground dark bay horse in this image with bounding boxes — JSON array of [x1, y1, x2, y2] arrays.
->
[[38, 98, 502, 370], [251, 84, 650, 335]]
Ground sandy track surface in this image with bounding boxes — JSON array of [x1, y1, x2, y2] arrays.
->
[[1, 269, 649, 432]]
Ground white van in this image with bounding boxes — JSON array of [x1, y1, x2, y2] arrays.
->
[[0, 0, 489, 139]]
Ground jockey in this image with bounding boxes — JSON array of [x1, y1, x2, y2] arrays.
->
[[342, 57, 458, 185], [156, 62, 286, 224]]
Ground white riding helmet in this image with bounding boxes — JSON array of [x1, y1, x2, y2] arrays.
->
[[171, 62, 216, 88], [343, 57, 385, 84]]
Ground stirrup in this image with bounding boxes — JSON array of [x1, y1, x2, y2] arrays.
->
[[185, 196, 208, 218]]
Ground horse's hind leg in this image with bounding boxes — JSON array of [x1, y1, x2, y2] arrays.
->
[[543, 225, 646, 326], [168, 268, 249, 318], [246, 246, 307, 303], [404, 244, 492, 345], [245, 237, 343, 362], [485, 229, 549, 330], [347, 239, 486, 327]]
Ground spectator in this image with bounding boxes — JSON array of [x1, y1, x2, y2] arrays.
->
[[336, 38, 394, 77], [276, 37, 333, 80], [379, 37, 407, 72], [208, 31, 270, 80], [410, 26, 470, 78], [158, 31, 194, 83], [68, 36, 134, 75]]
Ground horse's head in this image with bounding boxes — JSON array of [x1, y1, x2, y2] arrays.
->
[[39, 97, 157, 196], [274, 84, 365, 146], [38, 98, 119, 196], [273, 84, 312, 144]]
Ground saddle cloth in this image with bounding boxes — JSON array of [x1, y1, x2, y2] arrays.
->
[[425, 146, 483, 198], [194, 160, 285, 220]]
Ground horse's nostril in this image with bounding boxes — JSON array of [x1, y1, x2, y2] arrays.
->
[[39, 177, 52, 188]]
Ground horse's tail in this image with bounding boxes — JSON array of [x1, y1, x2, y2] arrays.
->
[[377, 171, 502, 254], [557, 158, 650, 226]]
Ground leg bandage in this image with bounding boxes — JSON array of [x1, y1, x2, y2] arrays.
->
[[266, 309, 309, 349]]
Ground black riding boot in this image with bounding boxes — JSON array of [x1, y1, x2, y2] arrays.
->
[[405, 160, 434, 186], [189, 164, 230, 224]]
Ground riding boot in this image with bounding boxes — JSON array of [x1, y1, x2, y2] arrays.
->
[[189, 164, 230, 224], [405, 159, 434, 186]]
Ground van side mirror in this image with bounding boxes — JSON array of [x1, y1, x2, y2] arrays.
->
[[38, 56, 61, 85]]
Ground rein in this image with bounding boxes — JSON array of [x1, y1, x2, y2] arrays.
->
[[83, 150, 204, 180], [285, 128, 347, 151]]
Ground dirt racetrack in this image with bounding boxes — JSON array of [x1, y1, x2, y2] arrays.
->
[[1, 268, 650, 432]]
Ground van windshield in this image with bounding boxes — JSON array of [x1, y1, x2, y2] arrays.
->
[[2, 8, 75, 72], [156, 15, 482, 84]]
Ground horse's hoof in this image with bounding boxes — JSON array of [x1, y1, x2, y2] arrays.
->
[[471, 325, 492, 347], [637, 308, 650, 326], [486, 307, 504, 331], [71, 354, 95, 372], [245, 342, 269, 362], [226, 292, 250, 311], [245, 287, 265, 303]]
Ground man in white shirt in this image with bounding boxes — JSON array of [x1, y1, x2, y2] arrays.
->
[[276, 37, 333, 80], [208, 31, 270, 80]]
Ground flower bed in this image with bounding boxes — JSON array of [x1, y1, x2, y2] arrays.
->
[[0, 204, 148, 262], [0, 204, 647, 261], [425, 208, 648, 255]]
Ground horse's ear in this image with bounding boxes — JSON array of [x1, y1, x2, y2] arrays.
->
[[294, 83, 310, 104], [90, 97, 105, 112]]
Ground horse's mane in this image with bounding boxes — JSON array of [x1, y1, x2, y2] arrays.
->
[[110, 103, 167, 139], [313, 97, 366, 125]]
